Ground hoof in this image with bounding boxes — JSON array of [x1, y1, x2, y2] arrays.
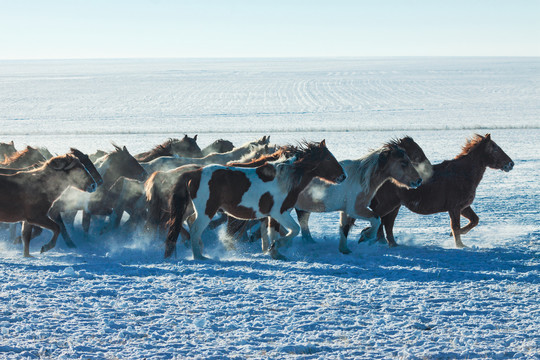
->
[[270, 252, 288, 261], [455, 242, 468, 249], [40, 246, 47, 254], [339, 247, 352, 255], [193, 254, 210, 261], [388, 241, 398, 248]]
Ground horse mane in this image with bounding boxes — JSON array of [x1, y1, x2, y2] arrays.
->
[[227, 145, 297, 167], [1, 146, 38, 166], [347, 141, 401, 194], [136, 138, 180, 161], [455, 134, 488, 159]]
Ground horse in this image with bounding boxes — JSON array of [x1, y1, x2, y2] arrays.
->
[[293, 137, 431, 253], [358, 134, 514, 248], [143, 139, 275, 236], [89, 149, 108, 163], [49, 145, 147, 241], [0, 141, 16, 161], [165, 140, 347, 260], [0, 151, 101, 257], [141, 136, 271, 173], [201, 139, 234, 156], [290, 139, 424, 254], [0, 146, 46, 169], [135, 135, 202, 162]]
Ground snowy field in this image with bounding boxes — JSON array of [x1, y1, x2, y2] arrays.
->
[[0, 58, 538, 359]]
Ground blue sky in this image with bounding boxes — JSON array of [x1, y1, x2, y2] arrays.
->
[[0, 0, 538, 59]]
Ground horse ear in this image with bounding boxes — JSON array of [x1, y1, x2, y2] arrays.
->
[[320, 139, 326, 147], [64, 158, 78, 170], [193, 135, 198, 141], [378, 151, 389, 168], [184, 134, 188, 139], [485, 133, 491, 140], [9, 141, 13, 146], [123, 145, 128, 152]]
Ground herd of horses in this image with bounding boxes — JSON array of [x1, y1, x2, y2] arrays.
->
[[0, 133, 513, 260]]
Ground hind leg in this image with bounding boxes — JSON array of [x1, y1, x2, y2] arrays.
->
[[189, 215, 212, 260], [448, 206, 479, 236], [449, 209, 466, 248], [296, 209, 316, 244], [37, 217, 61, 254]]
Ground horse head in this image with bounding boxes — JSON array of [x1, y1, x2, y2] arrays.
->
[[297, 140, 346, 184], [49, 154, 98, 193], [380, 144, 422, 189]]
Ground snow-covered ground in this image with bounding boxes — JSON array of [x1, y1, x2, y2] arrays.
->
[[0, 58, 538, 359]]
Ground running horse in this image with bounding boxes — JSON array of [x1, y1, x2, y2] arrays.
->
[[165, 140, 347, 260], [0, 150, 101, 257], [294, 137, 430, 253], [359, 134, 514, 248]]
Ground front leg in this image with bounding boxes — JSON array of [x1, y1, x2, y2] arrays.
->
[[296, 209, 316, 244], [21, 221, 33, 258], [449, 209, 466, 248], [338, 212, 355, 254], [268, 212, 300, 260], [449, 206, 479, 236], [351, 207, 381, 242]]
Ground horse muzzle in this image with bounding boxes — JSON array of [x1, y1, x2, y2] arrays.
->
[[87, 182, 98, 193], [409, 178, 422, 188], [502, 161, 514, 172]]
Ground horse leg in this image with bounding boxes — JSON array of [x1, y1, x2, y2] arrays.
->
[[269, 212, 300, 261], [32, 217, 61, 254], [10, 223, 20, 244], [51, 212, 76, 248], [189, 215, 211, 260], [382, 206, 400, 247], [82, 211, 91, 234], [21, 222, 33, 258], [449, 209, 466, 248], [338, 212, 355, 254], [296, 209, 316, 244], [260, 218, 270, 252], [449, 206, 479, 236], [30, 226, 43, 239]]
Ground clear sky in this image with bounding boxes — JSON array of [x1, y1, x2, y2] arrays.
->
[[0, 0, 538, 59]]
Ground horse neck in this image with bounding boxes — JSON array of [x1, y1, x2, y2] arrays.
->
[[21, 167, 73, 202], [454, 148, 489, 184], [96, 156, 122, 187]]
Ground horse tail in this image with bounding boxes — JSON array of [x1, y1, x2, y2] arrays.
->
[[165, 172, 193, 258], [145, 172, 164, 231]]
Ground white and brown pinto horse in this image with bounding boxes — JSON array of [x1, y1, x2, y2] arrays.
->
[[294, 140, 424, 254], [0, 151, 100, 257], [165, 140, 347, 260]]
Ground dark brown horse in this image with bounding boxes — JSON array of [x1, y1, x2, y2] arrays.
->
[[201, 139, 235, 156], [0, 151, 101, 257], [135, 135, 203, 162], [359, 134, 514, 248], [165, 140, 347, 260]]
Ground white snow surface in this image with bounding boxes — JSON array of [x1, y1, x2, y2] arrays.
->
[[0, 58, 538, 359]]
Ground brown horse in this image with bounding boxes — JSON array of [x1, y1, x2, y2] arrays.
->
[[0, 146, 46, 169], [0, 151, 101, 257], [359, 134, 514, 248], [135, 135, 203, 162], [0, 141, 16, 161], [165, 140, 347, 260]]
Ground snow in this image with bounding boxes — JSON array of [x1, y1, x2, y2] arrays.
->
[[0, 57, 538, 359]]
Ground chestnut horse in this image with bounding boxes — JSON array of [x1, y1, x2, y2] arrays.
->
[[165, 140, 346, 260], [0, 151, 101, 257], [359, 134, 514, 248], [294, 137, 431, 253], [135, 135, 202, 162]]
